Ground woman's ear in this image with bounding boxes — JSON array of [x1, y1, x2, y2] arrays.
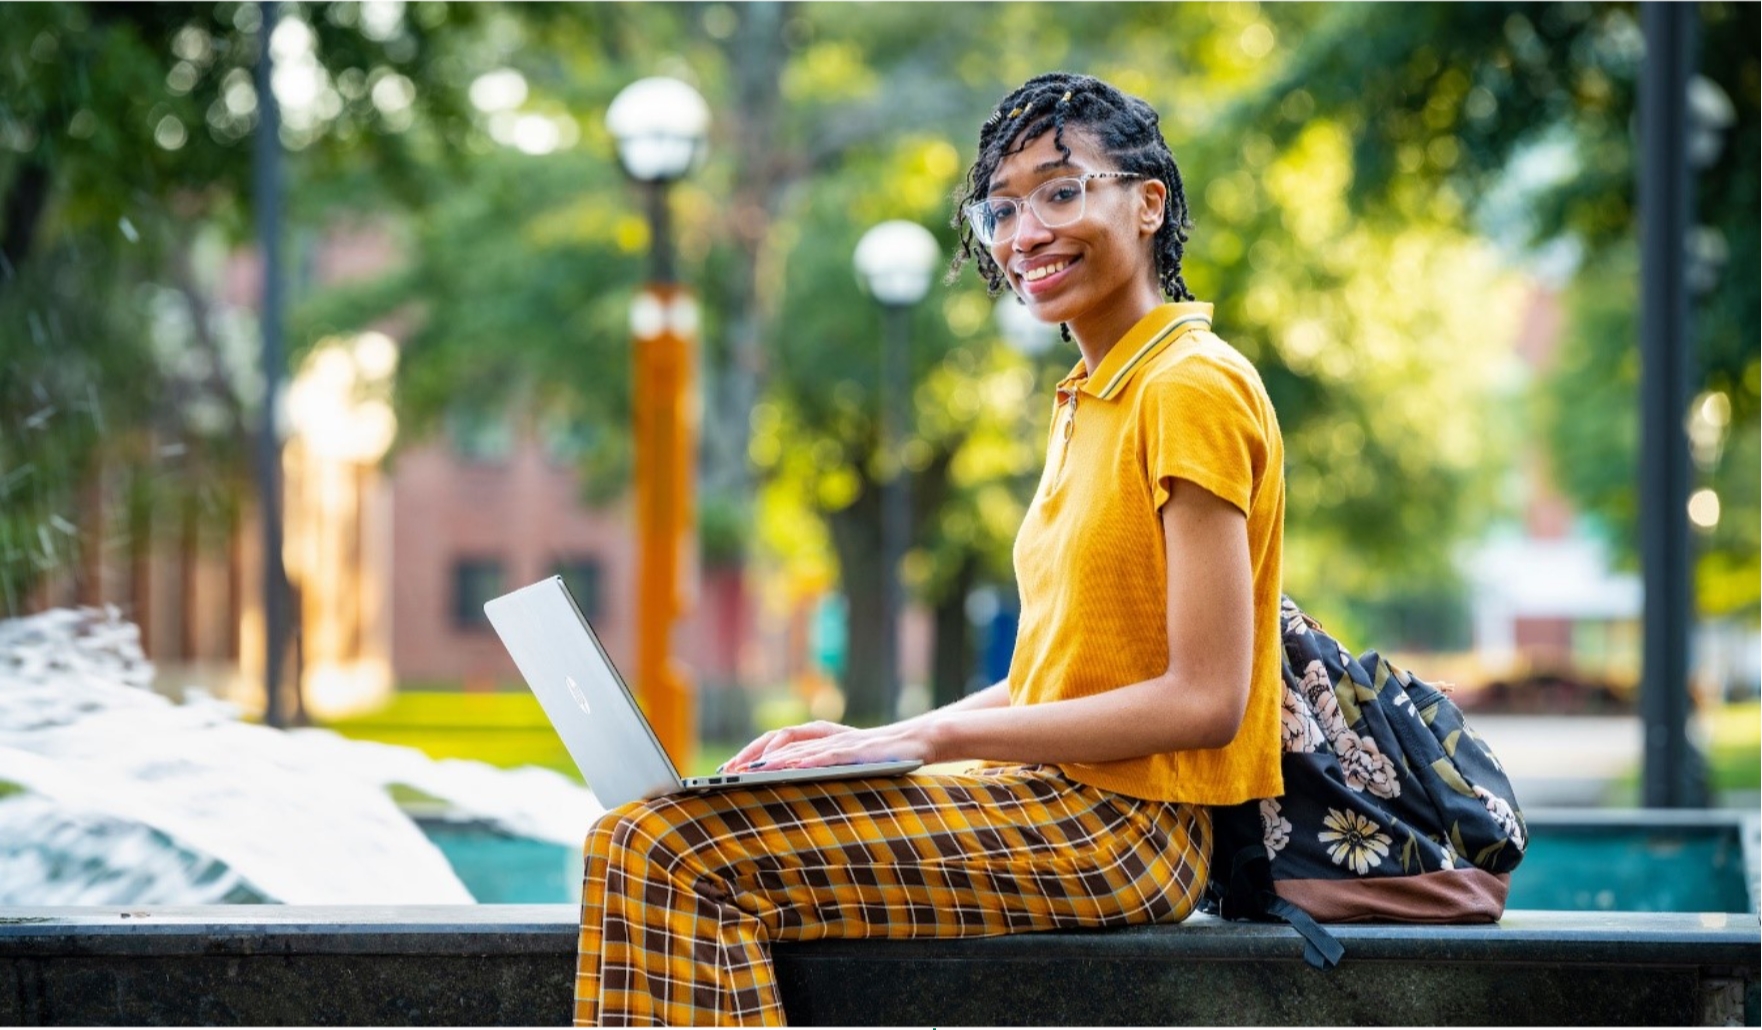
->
[[1138, 178, 1168, 237]]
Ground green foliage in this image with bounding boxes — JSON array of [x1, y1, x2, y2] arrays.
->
[[1538, 244, 1761, 617], [1535, 248, 1640, 558], [1250, 1, 1759, 617], [1, 241, 143, 610], [698, 493, 750, 567], [6, 1, 1755, 666], [0, 1, 482, 607], [721, 2, 1538, 707], [299, 147, 641, 494]]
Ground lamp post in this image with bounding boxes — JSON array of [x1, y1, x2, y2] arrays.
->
[[607, 76, 709, 766], [1637, 3, 1708, 807], [854, 220, 939, 722], [253, 0, 291, 728]]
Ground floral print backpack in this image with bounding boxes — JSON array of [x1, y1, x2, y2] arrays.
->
[[1206, 596, 1528, 969]]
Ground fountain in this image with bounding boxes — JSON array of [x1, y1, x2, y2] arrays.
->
[[0, 607, 603, 905]]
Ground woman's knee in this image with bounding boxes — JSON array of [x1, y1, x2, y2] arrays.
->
[[585, 795, 700, 866], [585, 798, 659, 861]]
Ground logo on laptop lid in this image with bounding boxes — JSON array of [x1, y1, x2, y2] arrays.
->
[[565, 675, 591, 714]]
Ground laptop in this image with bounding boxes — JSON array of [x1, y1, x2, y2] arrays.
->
[[483, 576, 921, 808]]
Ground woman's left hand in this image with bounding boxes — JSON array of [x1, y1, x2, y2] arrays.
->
[[739, 720, 938, 772]]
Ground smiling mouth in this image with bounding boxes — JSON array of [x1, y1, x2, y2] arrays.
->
[[1021, 259, 1072, 283], [1021, 257, 1071, 288]]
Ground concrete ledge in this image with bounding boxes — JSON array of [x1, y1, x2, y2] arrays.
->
[[3, 906, 1758, 1025]]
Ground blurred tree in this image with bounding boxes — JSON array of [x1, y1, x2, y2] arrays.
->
[[1229, 1, 1760, 621], [293, 142, 646, 501], [728, 2, 1319, 719], [0, 0, 481, 609], [1538, 244, 1761, 618], [643, 1, 1529, 714], [8, 1, 1525, 707], [15, 0, 1725, 723]]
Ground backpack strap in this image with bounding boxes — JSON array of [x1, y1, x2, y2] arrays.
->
[[1217, 843, 1267, 921], [1217, 842, 1346, 971], [1264, 896, 1346, 971]]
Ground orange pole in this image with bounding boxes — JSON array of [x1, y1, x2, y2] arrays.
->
[[632, 283, 697, 768]]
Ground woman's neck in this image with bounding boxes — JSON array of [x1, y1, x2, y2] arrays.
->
[[1069, 277, 1166, 376]]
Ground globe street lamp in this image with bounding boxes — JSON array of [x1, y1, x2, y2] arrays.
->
[[994, 295, 1058, 358], [853, 220, 939, 722], [607, 76, 709, 766]]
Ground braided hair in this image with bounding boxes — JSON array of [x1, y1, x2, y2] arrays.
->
[[949, 73, 1196, 320]]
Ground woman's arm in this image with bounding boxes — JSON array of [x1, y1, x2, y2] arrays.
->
[[743, 478, 1254, 771], [935, 680, 1012, 713]]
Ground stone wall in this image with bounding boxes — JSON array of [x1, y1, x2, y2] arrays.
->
[[2, 906, 1757, 1025]]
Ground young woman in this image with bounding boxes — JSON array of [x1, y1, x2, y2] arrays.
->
[[574, 71, 1287, 1026]]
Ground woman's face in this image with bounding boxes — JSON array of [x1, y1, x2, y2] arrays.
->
[[985, 127, 1167, 333]]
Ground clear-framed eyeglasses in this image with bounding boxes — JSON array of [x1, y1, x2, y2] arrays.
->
[[964, 172, 1143, 247]]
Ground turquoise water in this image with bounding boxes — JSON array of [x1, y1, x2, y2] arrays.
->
[[420, 819, 582, 904], [418, 820, 1754, 912], [1505, 824, 1751, 913]]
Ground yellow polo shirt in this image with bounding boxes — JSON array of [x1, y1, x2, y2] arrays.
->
[[1007, 302, 1286, 805]]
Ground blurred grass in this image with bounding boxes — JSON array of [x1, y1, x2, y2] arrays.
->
[[322, 690, 747, 785], [1707, 699, 1760, 792], [324, 691, 581, 780]]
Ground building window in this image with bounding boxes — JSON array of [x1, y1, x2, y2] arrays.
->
[[540, 412, 595, 467], [446, 407, 513, 463], [553, 557, 603, 621], [454, 558, 505, 629]]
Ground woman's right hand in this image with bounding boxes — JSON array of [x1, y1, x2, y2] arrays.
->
[[721, 720, 854, 773]]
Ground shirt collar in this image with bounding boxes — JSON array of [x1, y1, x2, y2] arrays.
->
[[1056, 303, 1214, 402]]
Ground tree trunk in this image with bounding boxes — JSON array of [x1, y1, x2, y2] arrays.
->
[[178, 490, 198, 661], [823, 445, 963, 725], [76, 462, 105, 607], [702, 2, 786, 512], [931, 552, 977, 710], [227, 503, 242, 661], [824, 478, 890, 726], [128, 482, 152, 658], [0, 159, 49, 283], [169, 239, 250, 440]]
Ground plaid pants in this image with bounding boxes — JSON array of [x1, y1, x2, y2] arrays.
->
[[575, 764, 1211, 1026]]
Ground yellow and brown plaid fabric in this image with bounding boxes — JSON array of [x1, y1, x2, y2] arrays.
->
[[576, 764, 1210, 1026]]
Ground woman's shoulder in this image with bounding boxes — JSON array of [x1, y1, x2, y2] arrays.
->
[[1140, 329, 1273, 409]]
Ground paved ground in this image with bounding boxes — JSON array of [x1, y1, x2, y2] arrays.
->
[[1467, 715, 1643, 809]]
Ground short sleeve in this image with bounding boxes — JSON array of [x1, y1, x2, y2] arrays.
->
[[1141, 350, 1268, 515]]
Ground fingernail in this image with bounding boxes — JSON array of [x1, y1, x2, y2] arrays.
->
[[750, 761, 767, 769], [715, 763, 727, 773]]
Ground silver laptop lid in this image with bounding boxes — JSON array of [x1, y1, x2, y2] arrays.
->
[[483, 577, 682, 807]]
